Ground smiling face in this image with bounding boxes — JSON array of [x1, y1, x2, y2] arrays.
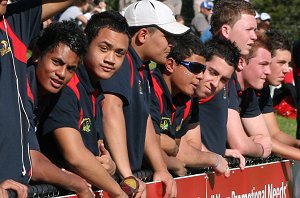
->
[[194, 55, 234, 98], [171, 54, 205, 97], [36, 43, 81, 95], [84, 28, 129, 82], [225, 14, 257, 55], [267, 49, 291, 86], [242, 47, 271, 90]]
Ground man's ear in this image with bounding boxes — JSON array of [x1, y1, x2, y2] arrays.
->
[[164, 58, 176, 74], [135, 28, 149, 45], [220, 24, 231, 39], [237, 57, 245, 71], [31, 47, 40, 63]]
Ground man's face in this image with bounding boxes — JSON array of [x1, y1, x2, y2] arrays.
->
[[0, 0, 7, 16], [172, 54, 205, 97], [36, 43, 80, 95], [84, 28, 129, 81], [226, 14, 257, 55], [194, 55, 234, 98], [267, 49, 291, 86], [145, 29, 171, 64], [242, 47, 271, 90]]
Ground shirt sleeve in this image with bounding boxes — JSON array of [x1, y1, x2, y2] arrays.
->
[[42, 87, 81, 135], [100, 58, 132, 105], [228, 78, 240, 111], [240, 89, 261, 118], [258, 86, 274, 114]]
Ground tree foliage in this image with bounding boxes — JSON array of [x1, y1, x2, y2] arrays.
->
[[251, 0, 300, 43]]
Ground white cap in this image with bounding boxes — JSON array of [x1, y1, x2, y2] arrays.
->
[[260, 12, 271, 21], [124, 0, 190, 35]]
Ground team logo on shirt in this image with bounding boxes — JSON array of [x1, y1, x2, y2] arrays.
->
[[0, 40, 11, 56], [160, 117, 171, 130], [81, 118, 91, 132]]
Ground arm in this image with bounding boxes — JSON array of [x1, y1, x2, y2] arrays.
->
[[176, 126, 230, 177], [30, 150, 94, 198], [41, 0, 74, 22], [102, 94, 146, 198], [0, 180, 27, 198], [145, 116, 177, 198], [263, 112, 300, 147], [76, 15, 88, 26], [52, 128, 126, 198], [227, 109, 271, 158], [160, 134, 179, 157]]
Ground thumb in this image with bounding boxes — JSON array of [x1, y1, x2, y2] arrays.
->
[[99, 143, 109, 156]]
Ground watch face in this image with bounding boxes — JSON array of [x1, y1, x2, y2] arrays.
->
[[120, 176, 139, 197]]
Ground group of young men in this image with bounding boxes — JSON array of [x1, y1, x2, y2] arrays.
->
[[0, 0, 299, 197]]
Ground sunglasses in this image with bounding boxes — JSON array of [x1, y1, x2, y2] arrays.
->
[[179, 61, 206, 74]]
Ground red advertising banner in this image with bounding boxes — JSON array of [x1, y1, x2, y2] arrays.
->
[[59, 160, 292, 198]]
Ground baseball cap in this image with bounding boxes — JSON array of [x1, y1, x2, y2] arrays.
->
[[124, 0, 190, 35], [260, 12, 271, 21], [200, 1, 214, 10]]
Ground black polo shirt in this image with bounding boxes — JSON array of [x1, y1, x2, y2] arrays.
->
[[0, 0, 42, 183], [100, 46, 151, 172], [190, 86, 229, 156], [38, 64, 103, 168], [256, 86, 274, 114], [150, 68, 192, 139], [228, 72, 261, 118]]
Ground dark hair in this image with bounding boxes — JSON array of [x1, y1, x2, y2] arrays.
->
[[244, 32, 271, 63], [211, 0, 255, 36], [36, 20, 87, 60], [204, 36, 240, 70], [85, 10, 131, 44], [265, 30, 291, 57], [157, 32, 206, 70]]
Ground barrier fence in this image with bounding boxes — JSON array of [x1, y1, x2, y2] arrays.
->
[[8, 155, 294, 198]]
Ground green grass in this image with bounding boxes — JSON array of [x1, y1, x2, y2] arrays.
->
[[275, 113, 297, 137]]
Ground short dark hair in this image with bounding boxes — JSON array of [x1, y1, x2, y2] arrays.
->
[[265, 30, 291, 57], [204, 36, 240, 70], [244, 32, 271, 63], [211, 0, 255, 36], [36, 20, 87, 60], [85, 10, 131, 45]]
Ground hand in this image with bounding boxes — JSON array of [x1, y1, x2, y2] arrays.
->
[[171, 157, 186, 177], [252, 135, 272, 158], [0, 179, 28, 198], [134, 178, 146, 198], [97, 143, 116, 175], [61, 169, 95, 198], [225, 149, 245, 170], [153, 170, 177, 198], [212, 154, 230, 178]]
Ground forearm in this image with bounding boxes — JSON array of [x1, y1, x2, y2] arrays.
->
[[272, 131, 300, 147], [30, 150, 88, 194], [271, 138, 300, 161], [102, 101, 132, 178]]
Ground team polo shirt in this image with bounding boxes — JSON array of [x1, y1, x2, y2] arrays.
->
[[256, 86, 274, 114], [228, 72, 261, 118], [0, 0, 42, 183], [38, 64, 103, 168], [100, 46, 151, 172], [190, 86, 229, 156], [150, 68, 192, 139]]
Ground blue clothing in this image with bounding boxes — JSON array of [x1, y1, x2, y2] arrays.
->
[[150, 68, 192, 139], [256, 86, 274, 114], [100, 46, 151, 172], [0, 0, 42, 183]]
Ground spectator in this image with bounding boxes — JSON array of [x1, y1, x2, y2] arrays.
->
[[38, 11, 131, 198], [0, 0, 94, 197], [227, 32, 272, 158], [258, 12, 271, 33], [100, 0, 189, 197], [58, 0, 90, 28], [193, 0, 204, 17], [175, 14, 185, 25], [190, 0, 213, 37], [256, 30, 300, 160], [198, 0, 264, 157]]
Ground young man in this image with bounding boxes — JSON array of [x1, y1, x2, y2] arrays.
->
[[0, 0, 94, 197], [227, 33, 272, 158], [100, 0, 189, 197], [197, 0, 272, 158], [150, 34, 242, 177], [38, 11, 130, 197], [256, 30, 300, 160]]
